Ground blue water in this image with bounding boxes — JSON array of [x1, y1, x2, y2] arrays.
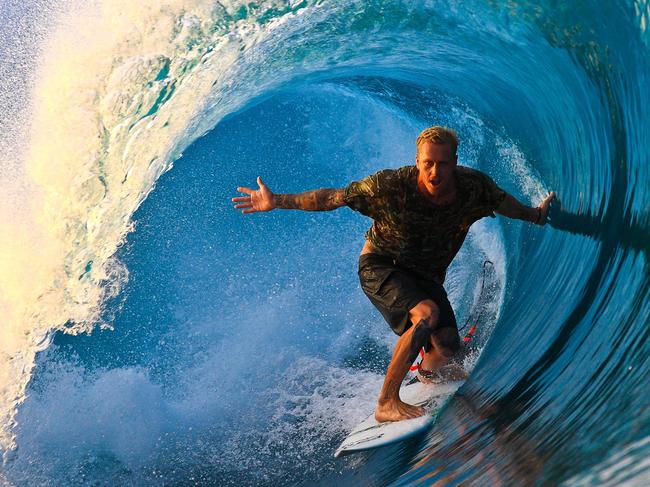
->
[[1, 1, 649, 486]]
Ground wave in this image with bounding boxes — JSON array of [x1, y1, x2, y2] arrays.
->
[[0, 0, 321, 454], [0, 0, 648, 485]]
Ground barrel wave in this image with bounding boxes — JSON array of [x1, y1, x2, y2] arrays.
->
[[0, 0, 648, 485]]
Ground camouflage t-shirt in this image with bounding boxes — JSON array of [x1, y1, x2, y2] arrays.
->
[[343, 165, 506, 283]]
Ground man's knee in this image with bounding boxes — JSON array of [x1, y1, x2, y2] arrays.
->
[[432, 327, 461, 357], [409, 299, 440, 327]]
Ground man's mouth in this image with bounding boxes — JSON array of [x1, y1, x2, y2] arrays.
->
[[429, 179, 441, 187]]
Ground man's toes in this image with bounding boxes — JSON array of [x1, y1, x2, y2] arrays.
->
[[404, 405, 423, 419]]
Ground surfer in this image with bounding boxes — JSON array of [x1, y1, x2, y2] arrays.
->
[[233, 126, 555, 422]]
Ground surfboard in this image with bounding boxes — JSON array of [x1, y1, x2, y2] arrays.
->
[[334, 379, 463, 457]]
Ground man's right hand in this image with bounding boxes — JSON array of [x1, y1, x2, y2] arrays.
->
[[232, 176, 275, 214]]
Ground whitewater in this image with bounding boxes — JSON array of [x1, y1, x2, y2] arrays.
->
[[0, 0, 648, 485]]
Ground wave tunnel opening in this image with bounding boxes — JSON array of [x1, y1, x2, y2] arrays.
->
[[0, 1, 648, 486]]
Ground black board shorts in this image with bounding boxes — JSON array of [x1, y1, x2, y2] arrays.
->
[[358, 253, 458, 337]]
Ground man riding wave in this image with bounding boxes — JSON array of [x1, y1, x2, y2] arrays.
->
[[233, 126, 555, 422]]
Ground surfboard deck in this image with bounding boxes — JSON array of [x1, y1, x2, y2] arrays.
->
[[334, 380, 463, 458]]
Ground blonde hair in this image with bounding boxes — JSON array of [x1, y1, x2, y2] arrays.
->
[[416, 126, 458, 154]]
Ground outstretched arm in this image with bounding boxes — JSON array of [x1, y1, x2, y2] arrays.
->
[[232, 177, 346, 214], [496, 191, 556, 225]]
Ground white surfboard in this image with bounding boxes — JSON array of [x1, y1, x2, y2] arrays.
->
[[334, 380, 463, 458]]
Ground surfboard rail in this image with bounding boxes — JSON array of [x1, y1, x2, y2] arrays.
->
[[334, 380, 463, 458]]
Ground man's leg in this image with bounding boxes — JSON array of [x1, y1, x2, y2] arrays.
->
[[374, 299, 440, 422], [419, 340, 449, 373], [418, 327, 466, 383]]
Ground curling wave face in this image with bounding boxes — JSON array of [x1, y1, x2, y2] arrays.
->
[[0, 0, 648, 485]]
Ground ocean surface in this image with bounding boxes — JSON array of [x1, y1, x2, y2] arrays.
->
[[0, 1, 648, 485]]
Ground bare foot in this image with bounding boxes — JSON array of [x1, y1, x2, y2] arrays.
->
[[440, 363, 468, 381], [417, 363, 468, 384], [375, 399, 425, 422], [416, 369, 436, 384]]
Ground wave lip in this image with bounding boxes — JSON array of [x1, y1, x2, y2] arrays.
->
[[1, 0, 650, 486]]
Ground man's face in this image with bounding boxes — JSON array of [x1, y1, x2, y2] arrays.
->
[[416, 141, 458, 196]]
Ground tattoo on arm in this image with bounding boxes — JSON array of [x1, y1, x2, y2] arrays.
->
[[273, 188, 346, 211]]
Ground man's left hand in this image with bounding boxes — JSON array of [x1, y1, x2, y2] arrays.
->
[[537, 192, 556, 225]]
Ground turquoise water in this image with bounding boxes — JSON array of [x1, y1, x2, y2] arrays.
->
[[0, 1, 648, 485]]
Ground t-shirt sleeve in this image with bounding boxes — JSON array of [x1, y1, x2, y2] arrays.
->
[[343, 169, 397, 218], [473, 171, 507, 217]]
